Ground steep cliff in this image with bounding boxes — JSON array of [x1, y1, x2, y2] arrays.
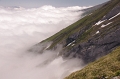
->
[[39, 0, 120, 64], [32, 0, 120, 78]]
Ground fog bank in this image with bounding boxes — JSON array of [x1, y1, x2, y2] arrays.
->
[[0, 5, 87, 79]]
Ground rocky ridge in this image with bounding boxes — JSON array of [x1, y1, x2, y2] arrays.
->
[[38, 0, 120, 64]]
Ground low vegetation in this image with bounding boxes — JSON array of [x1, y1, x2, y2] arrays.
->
[[38, 0, 120, 78], [41, 0, 120, 49], [64, 46, 120, 79]]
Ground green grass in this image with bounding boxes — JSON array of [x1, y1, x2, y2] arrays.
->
[[40, 0, 120, 49], [64, 46, 120, 79], [37, 0, 120, 78], [39, 0, 120, 78]]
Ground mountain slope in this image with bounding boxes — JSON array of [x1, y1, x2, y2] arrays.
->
[[64, 46, 120, 79], [38, 0, 120, 64], [33, 0, 120, 78]]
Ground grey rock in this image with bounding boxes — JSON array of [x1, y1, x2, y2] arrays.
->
[[102, 5, 120, 20], [64, 25, 120, 63], [111, 76, 120, 79]]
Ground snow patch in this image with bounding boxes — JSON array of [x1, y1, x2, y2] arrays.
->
[[67, 40, 75, 47], [95, 20, 106, 25], [88, 13, 93, 16], [67, 43, 73, 46], [72, 44, 75, 46], [109, 12, 120, 20], [45, 44, 51, 50], [101, 22, 112, 28], [103, 15, 106, 18], [96, 31, 100, 34]]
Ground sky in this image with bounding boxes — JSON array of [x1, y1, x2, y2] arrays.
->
[[0, 0, 109, 8]]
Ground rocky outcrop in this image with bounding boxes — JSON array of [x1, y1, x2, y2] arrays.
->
[[62, 2, 120, 63], [102, 4, 120, 20], [35, 0, 120, 65], [63, 25, 120, 63]]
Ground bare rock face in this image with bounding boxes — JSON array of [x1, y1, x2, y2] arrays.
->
[[64, 25, 120, 63], [34, 0, 120, 65], [102, 5, 120, 20], [63, 4, 120, 63]]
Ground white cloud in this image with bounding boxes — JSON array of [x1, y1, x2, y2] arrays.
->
[[0, 5, 87, 79]]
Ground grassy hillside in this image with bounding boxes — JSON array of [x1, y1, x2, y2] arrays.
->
[[35, 0, 120, 78], [40, 0, 120, 50], [64, 46, 120, 79]]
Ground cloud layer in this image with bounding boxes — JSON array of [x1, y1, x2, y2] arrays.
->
[[0, 5, 87, 79]]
